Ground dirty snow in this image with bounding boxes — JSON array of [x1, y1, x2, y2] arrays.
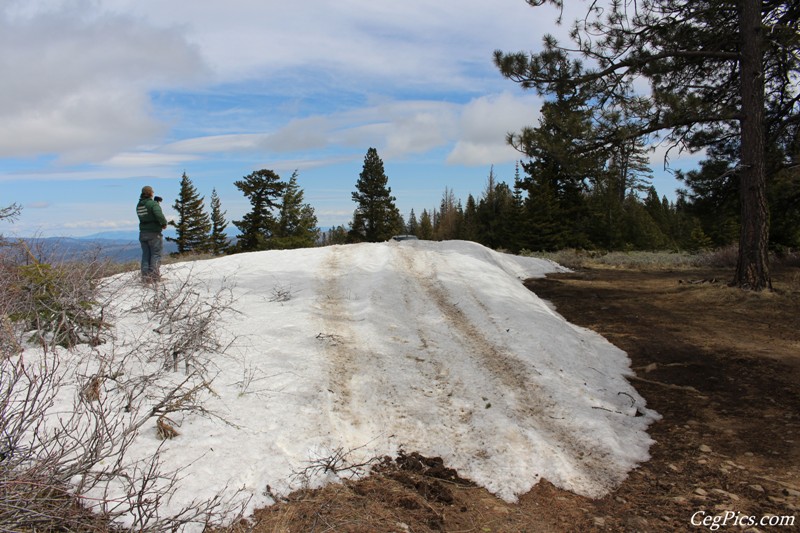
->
[[36, 240, 659, 526]]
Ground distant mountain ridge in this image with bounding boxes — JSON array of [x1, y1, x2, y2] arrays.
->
[[79, 230, 152, 241], [18, 235, 179, 263]]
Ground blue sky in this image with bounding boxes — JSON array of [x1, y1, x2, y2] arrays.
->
[[1, 0, 699, 238]]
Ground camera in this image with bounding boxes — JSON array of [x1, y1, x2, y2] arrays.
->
[[154, 196, 163, 203]]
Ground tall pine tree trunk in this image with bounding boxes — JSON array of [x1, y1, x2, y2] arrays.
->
[[734, 0, 771, 290]]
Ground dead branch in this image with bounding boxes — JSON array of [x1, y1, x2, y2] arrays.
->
[[628, 375, 709, 398]]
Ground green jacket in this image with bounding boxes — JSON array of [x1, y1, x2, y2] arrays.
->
[[136, 196, 168, 233]]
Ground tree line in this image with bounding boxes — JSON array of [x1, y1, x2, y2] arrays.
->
[[160, 132, 798, 263], [324, 149, 797, 255], [163, 169, 320, 255]]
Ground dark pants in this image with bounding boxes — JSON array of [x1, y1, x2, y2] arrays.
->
[[139, 231, 163, 279]]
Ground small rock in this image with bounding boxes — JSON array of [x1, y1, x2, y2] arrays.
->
[[615, 496, 627, 504], [784, 488, 800, 498], [768, 495, 786, 504], [748, 484, 765, 493], [697, 459, 708, 465], [593, 517, 606, 527], [694, 488, 708, 496], [700, 444, 713, 453], [668, 463, 680, 472], [626, 516, 649, 529], [711, 488, 740, 501]]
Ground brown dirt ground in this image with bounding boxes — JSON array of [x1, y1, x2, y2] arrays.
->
[[231, 265, 800, 533]]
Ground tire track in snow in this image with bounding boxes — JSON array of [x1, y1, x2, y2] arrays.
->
[[394, 245, 623, 493], [395, 246, 541, 412], [316, 247, 359, 424], [316, 244, 626, 495]]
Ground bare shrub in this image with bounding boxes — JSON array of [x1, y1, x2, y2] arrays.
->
[[525, 249, 703, 270], [698, 244, 740, 268], [776, 248, 800, 268], [290, 444, 379, 491], [92, 270, 241, 435], [268, 282, 294, 303], [1, 242, 113, 349], [0, 257, 249, 531]]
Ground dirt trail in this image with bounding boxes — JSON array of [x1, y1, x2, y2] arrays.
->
[[317, 246, 360, 421]]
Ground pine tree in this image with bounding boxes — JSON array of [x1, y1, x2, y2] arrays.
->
[[511, 89, 600, 251], [675, 159, 740, 247], [768, 166, 800, 250], [434, 187, 462, 240], [518, 175, 566, 251], [495, 0, 799, 289], [619, 196, 670, 250], [462, 194, 479, 243], [350, 148, 403, 242], [233, 169, 285, 252], [167, 172, 211, 254], [323, 226, 349, 245], [208, 188, 230, 255], [406, 209, 419, 236], [271, 171, 319, 249], [418, 209, 434, 240], [475, 168, 523, 251]]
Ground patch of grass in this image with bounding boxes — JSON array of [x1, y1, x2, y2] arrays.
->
[[526, 246, 800, 275], [163, 251, 219, 265], [524, 249, 705, 270]]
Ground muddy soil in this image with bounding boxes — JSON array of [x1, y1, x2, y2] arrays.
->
[[236, 266, 800, 532]]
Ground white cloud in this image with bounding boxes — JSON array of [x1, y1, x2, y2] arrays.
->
[[11, 93, 540, 180], [447, 92, 541, 166], [94, 0, 548, 88], [103, 152, 203, 168], [0, 167, 164, 182], [259, 157, 358, 173], [0, 3, 208, 162], [162, 100, 461, 159], [0, 90, 165, 162], [0, 0, 557, 169], [61, 219, 134, 230]]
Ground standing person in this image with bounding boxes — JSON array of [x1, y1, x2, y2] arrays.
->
[[136, 186, 168, 282]]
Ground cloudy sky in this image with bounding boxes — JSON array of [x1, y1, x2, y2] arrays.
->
[[1, 0, 693, 238]]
